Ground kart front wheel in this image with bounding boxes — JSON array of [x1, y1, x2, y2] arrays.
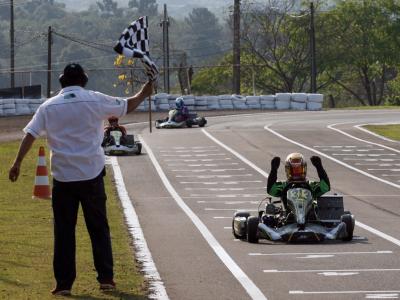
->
[[247, 216, 259, 243], [232, 212, 250, 239], [341, 213, 354, 241]]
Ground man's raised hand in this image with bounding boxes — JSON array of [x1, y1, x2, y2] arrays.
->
[[271, 156, 280, 170], [310, 155, 322, 167]]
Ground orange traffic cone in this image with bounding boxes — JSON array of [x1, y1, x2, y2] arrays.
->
[[32, 146, 51, 200]]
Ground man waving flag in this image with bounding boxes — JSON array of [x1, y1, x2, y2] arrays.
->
[[114, 16, 159, 81]]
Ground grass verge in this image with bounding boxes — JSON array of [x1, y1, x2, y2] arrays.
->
[[364, 124, 400, 141], [0, 140, 147, 299]]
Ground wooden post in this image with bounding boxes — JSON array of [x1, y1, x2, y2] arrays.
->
[[148, 96, 152, 133]]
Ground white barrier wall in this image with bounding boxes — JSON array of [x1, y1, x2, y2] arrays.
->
[[0, 93, 324, 116]]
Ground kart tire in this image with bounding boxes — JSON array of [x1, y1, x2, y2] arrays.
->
[[199, 118, 207, 127], [247, 216, 259, 243], [135, 143, 142, 155], [341, 213, 354, 241], [186, 119, 194, 128], [232, 212, 250, 239]]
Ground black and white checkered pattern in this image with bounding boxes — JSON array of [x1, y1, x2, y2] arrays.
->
[[114, 16, 159, 81]]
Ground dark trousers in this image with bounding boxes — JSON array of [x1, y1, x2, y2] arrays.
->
[[52, 169, 113, 289]]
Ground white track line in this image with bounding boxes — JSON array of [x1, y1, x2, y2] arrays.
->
[[201, 129, 269, 177], [139, 136, 268, 300], [264, 268, 400, 273], [249, 250, 393, 256], [289, 290, 400, 295], [264, 125, 400, 247], [110, 157, 168, 300]]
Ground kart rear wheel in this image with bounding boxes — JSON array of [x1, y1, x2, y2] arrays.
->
[[199, 117, 207, 127], [247, 216, 259, 243], [232, 212, 250, 239], [341, 213, 354, 241]]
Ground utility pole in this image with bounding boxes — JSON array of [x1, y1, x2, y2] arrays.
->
[[310, 1, 317, 93], [10, 0, 15, 88], [47, 26, 52, 98], [161, 4, 170, 93], [232, 0, 241, 94]]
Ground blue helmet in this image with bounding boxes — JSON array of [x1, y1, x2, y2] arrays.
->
[[175, 97, 185, 109]]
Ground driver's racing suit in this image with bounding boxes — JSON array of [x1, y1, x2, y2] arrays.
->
[[267, 156, 330, 211], [168, 105, 189, 123]]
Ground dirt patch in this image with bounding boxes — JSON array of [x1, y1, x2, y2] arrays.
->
[[0, 109, 268, 142]]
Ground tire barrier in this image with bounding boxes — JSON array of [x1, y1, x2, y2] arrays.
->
[[0, 93, 324, 117]]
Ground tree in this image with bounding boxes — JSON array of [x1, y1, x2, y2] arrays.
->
[[318, 0, 399, 105], [128, 0, 158, 17], [183, 8, 223, 64], [96, 0, 122, 17], [240, 0, 310, 93]]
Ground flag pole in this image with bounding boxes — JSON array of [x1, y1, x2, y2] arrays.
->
[[148, 96, 152, 133]]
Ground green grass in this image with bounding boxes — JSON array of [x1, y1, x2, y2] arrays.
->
[[0, 140, 147, 299], [364, 124, 400, 141]]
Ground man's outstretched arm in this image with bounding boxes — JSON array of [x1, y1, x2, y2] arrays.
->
[[126, 81, 153, 113]]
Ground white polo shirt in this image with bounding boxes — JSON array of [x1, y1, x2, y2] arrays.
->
[[24, 86, 127, 182]]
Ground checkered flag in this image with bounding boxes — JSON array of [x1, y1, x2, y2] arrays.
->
[[114, 16, 159, 81]]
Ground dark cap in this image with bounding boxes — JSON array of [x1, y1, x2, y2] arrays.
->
[[59, 63, 88, 88], [63, 63, 85, 77]]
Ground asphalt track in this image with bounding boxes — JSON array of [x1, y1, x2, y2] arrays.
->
[[118, 110, 400, 300]]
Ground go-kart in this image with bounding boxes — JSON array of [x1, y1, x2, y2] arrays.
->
[[102, 130, 142, 155], [155, 112, 207, 129], [232, 187, 355, 243]]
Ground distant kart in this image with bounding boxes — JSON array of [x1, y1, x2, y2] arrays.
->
[[102, 130, 142, 156], [155, 113, 207, 129], [232, 188, 355, 243]]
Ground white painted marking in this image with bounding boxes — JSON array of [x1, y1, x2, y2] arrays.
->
[[168, 163, 239, 167], [366, 293, 399, 299], [264, 125, 400, 247], [224, 227, 231, 229], [171, 146, 218, 149], [263, 268, 400, 273], [161, 153, 226, 157], [298, 254, 334, 258], [213, 216, 232, 219], [180, 180, 263, 185], [164, 158, 232, 162], [319, 272, 359, 276], [290, 290, 400, 295], [109, 157, 168, 300], [249, 250, 392, 256], [368, 169, 400, 171], [186, 187, 263, 191], [176, 174, 253, 178], [333, 153, 395, 156], [355, 163, 400, 166], [344, 158, 400, 161], [139, 136, 268, 300], [171, 168, 245, 172], [206, 208, 257, 211], [202, 129, 269, 177], [190, 193, 265, 197], [160, 149, 219, 153], [198, 200, 260, 204]]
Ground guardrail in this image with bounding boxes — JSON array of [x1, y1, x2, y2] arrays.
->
[[0, 93, 323, 117]]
